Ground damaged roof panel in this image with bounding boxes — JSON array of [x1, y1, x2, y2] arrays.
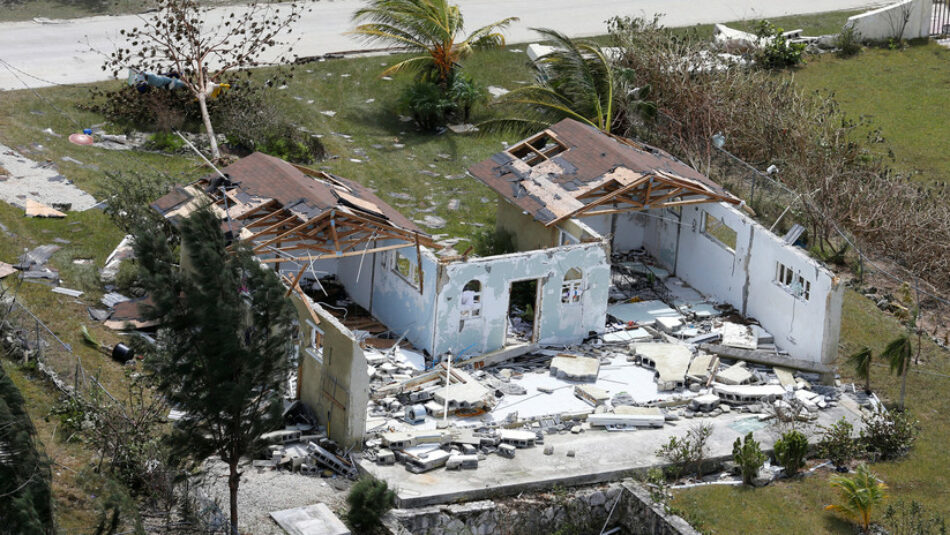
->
[[469, 119, 739, 225]]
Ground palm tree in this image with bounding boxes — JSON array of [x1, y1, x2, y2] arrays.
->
[[350, 0, 517, 87], [825, 464, 888, 533], [482, 28, 655, 134], [882, 335, 913, 411], [847, 347, 873, 394]]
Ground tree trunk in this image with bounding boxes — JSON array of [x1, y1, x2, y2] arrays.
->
[[899, 358, 908, 411], [865, 369, 870, 395], [228, 460, 240, 535], [197, 92, 221, 160]]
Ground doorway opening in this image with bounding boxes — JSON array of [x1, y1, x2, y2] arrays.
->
[[507, 279, 540, 344]]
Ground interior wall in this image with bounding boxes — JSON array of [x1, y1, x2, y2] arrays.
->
[[367, 240, 439, 355], [432, 241, 611, 357], [495, 195, 559, 251], [674, 202, 843, 364]]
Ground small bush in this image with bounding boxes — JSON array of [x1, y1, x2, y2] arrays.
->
[[446, 71, 487, 123], [861, 409, 920, 461], [400, 81, 454, 131], [817, 417, 861, 469], [656, 422, 712, 480], [144, 131, 185, 153], [883, 500, 948, 535], [774, 429, 809, 477], [84, 85, 199, 133], [472, 227, 517, 257], [835, 26, 863, 58], [346, 476, 395, 533], [754, 20, 807, 69], [733, 432, 767, 485]]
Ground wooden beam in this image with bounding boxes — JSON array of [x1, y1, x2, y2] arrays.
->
[[285, 263, 309, 297], [547, 174, 651, 226], [260, 242, 416, 264], [252, 214, 327, 253], [233, 198, 277, 220], [415, 233, 424, 295]]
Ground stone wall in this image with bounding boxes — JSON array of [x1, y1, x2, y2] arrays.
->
[[384, 480, 699, 535]]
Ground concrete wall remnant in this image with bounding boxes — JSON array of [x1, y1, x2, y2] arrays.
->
[[846, 0, 934, 41]]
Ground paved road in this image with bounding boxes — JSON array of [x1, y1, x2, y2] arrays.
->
[[0, 0, 881, 91]]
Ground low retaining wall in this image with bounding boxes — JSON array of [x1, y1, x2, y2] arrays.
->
[[384, 481, 699, 535], [846, 0, 933, 41]]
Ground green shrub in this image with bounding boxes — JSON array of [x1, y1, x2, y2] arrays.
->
[[83, 84, 198, 133], [472, 227, 516, 257], [346, 476, 395, 533], [733, 432, 767, 485], [861, 409, 920, 461], [656, 422, 712, 480], [835, 26, 863, 58], [144, 131, 185, 152], [217, 87, 325, 164], [817, 417, 861, 469], [883, 500, 948, 535], [754, 20, 807, 69], [446, 71, 487, 123], [115, 260, 145, 298], [774, 429, 809, 477], [400, 81, 455, 131]]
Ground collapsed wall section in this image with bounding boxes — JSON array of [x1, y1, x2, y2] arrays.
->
[[295, 295, 369, 449]]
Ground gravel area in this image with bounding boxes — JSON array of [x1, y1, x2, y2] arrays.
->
[[195, 458, 352, 535], [0, 142, 97, 210]]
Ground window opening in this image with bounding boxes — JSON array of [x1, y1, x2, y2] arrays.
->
[[391, 250, 420, 288], [701, 211, 738, 251], [775, 262, 811, 301], [562, 267, 583, 304], [460, 280, 482, 319]]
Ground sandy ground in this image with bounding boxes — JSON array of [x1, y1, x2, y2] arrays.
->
[[195, 458, 351, 535]]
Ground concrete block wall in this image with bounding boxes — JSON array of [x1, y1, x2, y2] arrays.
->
[[846, 0, 934, 41], [432, 242, 611, 357]]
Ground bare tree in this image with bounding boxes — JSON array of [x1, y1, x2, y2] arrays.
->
[[104, 0, 308, 159]]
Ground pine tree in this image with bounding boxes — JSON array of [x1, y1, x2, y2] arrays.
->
[[133, 207, 296, 535], [0, 365, 53, 535]]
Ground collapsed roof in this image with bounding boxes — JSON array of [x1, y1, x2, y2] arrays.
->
[[152, 152, 434, 265], [468, 119, 740, 226]]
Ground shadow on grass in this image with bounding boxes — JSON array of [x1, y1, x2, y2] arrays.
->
[[822, 512, 858, 534]]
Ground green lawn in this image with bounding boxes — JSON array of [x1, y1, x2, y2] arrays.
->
[[673, 290, 950, 534], [794, 42, 950, 187]]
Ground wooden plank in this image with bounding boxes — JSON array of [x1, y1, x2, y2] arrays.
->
[[260, 242, 416, 264]]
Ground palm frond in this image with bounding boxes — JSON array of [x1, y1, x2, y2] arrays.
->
[[847, 347, 872, 380], [882, 335, 912, 375]]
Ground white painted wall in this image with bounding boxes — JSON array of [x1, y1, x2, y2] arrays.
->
[[846, 0, 934, 41], [674, 203, 843, 364]]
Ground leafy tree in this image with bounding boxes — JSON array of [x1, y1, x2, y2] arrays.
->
[[773, 429, 809, 477], [104, 0, 308, 159], [346, 476, 396, 533], [826, 464, 888, 533], [133, 207, 296, 535], [732, 432, 766, 485], [848, 347, 873, 394], [883, 335, 913, 411], [485, 28, 655, 134], [350, 0, 516, 88], [96, 170, 174, 234], [817, 417, 860, 470], [0, 364, 53, 535]]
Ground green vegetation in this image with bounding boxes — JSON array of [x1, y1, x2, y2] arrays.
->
[[773, 430, 809, 478], [732, 433, 767, 486], [0, 364, 53, 535], [346, 476, 396, 533], [794, 43, 950, 187], [753, 20, 807, 69], [826, 464, 888, 533], [133, 207, 297, 534]]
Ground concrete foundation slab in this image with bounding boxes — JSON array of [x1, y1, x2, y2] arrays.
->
[[360, 402, 865, 508], [607, 300, 682, 327]]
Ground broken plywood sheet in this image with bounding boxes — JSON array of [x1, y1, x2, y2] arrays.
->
[[720, 322, 757, 350], [270, 503, 351, 535], [0, 262, 16, 279], [716, 361, 752, 385], [25, 199, 66, 218], [607, 300, 682, 327], [550, 354, 600, 382]]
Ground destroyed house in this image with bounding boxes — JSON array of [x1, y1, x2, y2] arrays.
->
[[469, 118, 843, 366]]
